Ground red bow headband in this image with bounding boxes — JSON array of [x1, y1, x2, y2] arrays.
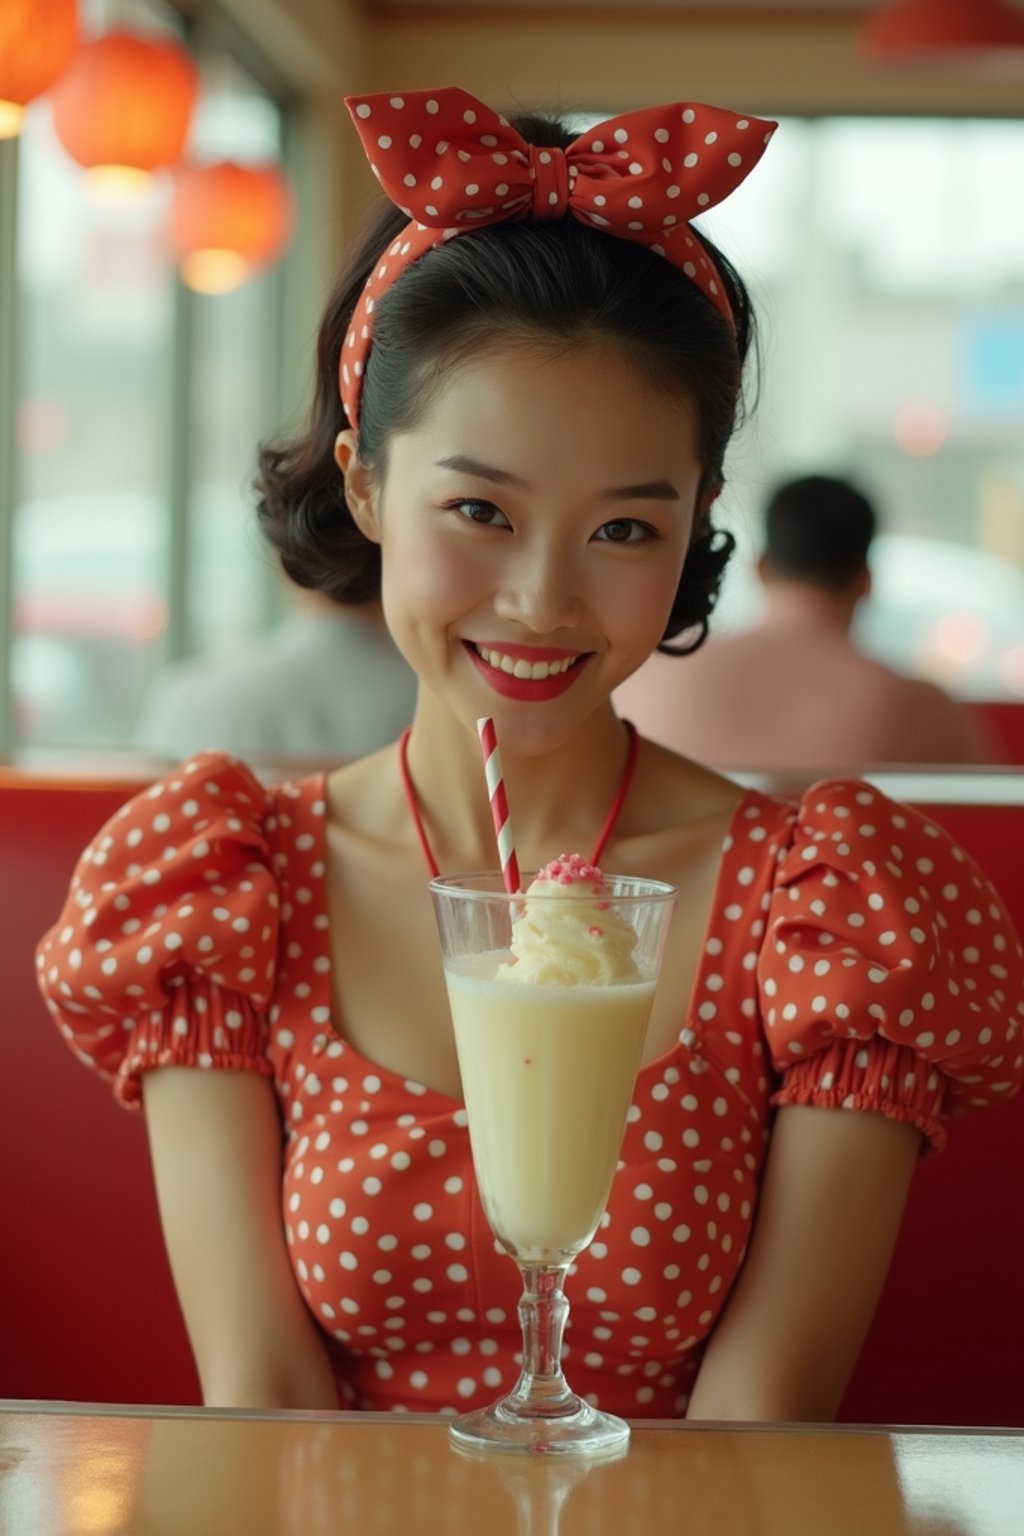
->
[[340, 87, 777, 430]]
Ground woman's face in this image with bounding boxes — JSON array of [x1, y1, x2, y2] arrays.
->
[[340, 339, 706, 755]]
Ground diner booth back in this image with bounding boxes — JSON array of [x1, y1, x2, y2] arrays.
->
[[3, 766, 1023, 1424]]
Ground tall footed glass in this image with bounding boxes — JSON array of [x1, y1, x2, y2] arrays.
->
[[430, 869, 676, 1456]]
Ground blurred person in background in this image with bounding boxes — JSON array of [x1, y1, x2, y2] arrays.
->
[[615, 474, 994, 770], [136, 582, 416, 761]]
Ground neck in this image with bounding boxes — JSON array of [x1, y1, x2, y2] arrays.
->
[[402, 699, 633, 875], [762, 580, 859, 635]]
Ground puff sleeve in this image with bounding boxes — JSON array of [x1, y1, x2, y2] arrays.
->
[[758, 780, 1024, 1154], [35, 752, 280, 1108]]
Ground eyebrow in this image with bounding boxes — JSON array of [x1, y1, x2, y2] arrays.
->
[[434, 454, 681, 503]]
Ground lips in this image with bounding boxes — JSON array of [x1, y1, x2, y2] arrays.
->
[[464, 640, 590, 701]]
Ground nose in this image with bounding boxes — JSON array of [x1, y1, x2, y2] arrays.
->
[[492, 542, 584, 634]]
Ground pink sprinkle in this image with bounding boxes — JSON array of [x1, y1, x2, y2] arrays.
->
[[588, 925, 604, 938], [536, 851, 605, 887]]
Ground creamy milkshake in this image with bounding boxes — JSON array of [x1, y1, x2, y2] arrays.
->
[[430, 855, 675, 1454], [447, 959, 654, 1258], [443, 853, 659, 1262]]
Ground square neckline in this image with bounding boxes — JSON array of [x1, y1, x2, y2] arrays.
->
[[294, 770, 778, 1108]]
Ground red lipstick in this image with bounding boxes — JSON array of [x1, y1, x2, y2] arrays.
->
[[464, 641, 590, 702]]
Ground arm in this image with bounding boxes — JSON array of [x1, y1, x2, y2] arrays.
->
[[142, 1068, 339, 1410], [686, 1105, 921, 1423]]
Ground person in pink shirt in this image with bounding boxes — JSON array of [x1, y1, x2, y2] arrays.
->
[[615, 474, 992, 771]]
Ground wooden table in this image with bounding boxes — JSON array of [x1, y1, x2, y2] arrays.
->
[[2, 1402, 1024, 1536]]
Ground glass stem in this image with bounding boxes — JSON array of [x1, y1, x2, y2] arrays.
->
[[506, 1263, 579, 1418]]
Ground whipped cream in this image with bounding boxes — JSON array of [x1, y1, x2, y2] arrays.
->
[[498, 853, 642, 986]]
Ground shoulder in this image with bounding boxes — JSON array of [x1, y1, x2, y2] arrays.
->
[[758, 775, 1024, 1147], [858, 657, 968, 723], [39, 750, 323, 995], [35, 752, 295, 1101], [763, 774, 1005, 968], [38, 751, 285, 961], [779, 775, 964, 873], [772, 771, 1024, 1025], [129, 750, 276, 838]]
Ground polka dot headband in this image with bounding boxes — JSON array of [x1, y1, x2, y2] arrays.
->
[[340, 86, 778, 430]]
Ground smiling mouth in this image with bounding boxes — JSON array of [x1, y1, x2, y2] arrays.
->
[[470, 643, 585, 680]]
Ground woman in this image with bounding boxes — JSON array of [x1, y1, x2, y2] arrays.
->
[[37, 87, 1024, 1421]]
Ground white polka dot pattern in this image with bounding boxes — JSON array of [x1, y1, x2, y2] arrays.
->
[[35, 753, 279, 1105], [339, 87, 777, 428], [758, 780, 1024, 1149], [35, 757, 1024, 1414]]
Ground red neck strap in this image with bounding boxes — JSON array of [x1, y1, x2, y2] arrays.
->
[[398, 722, 639, 880]]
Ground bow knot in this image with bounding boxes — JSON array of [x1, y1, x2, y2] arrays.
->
[[529, 144, 570, 218]]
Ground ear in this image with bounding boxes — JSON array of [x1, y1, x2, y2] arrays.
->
[[334, 429, 381, 545]]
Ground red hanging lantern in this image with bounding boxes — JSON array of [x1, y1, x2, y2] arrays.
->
[[169, 161, 296, 294], [0, 0, 79, 140], [862, 0, 1024, 59], [50, 30, 198, 193]]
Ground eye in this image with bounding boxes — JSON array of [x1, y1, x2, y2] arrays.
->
[[448, 498, 511, 529], [594, 518, 659, 544]]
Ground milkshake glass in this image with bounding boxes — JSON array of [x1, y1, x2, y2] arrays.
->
[[430, 865, 675, 1455]]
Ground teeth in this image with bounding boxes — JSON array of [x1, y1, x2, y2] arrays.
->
[[475, 645, 578, 680]]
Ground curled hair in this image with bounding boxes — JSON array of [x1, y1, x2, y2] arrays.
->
[[256, 112, 758, 652]]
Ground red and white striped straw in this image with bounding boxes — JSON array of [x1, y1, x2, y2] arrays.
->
[[477, 717, 521, 895]]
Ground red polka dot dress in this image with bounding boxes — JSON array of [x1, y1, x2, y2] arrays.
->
[[37, 752, 1024, 1416]]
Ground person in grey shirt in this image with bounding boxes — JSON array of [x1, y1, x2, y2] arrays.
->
[[136, 587, 416, 761]]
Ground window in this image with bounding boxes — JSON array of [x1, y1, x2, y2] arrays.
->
[[697, 116, 1024, 699], [6, 0, 290, 750], [5, 104, 1024, 752]]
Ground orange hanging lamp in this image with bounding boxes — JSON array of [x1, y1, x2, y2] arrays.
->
[[169, 161, 296, 294], [862, 0, 1024, 59], [0, 0, 79, 140], [50, 29, 198, 196]]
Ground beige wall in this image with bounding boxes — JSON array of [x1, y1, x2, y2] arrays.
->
[[222, 0, 1022, 367], [233, 4, 1024, 234], [365, 8, 1022, 119]]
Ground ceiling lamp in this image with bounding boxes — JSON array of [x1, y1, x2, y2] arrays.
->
[[50, 30, 198, 196], [0, 0, 78, 140], [862, 0, 1024, 59], [169, 162, 296, 294]]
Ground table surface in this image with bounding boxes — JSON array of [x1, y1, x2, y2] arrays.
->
[[3, 1403, 1024, 1536]]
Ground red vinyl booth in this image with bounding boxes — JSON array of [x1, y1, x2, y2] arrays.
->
[[970, 700, 1024, 767], [2, 772, 201, 1406], [3, 767, 1022, 1423], [838, 792, 1024, 1426]]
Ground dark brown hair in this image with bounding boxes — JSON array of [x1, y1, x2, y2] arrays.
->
[[766, 475, 877, 588], [256, 112, 759, 653]]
